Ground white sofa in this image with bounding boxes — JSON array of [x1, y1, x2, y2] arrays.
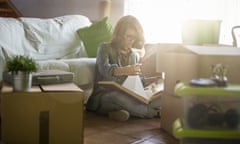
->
[[0, 15, 96, 102]]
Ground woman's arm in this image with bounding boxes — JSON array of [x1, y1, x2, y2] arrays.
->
[[96, 43, 118, 81], [96, 43, 142, 82], [113, 64, 142, 76]]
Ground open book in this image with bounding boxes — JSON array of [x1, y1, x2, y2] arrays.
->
[[98, 75, 164, 104]]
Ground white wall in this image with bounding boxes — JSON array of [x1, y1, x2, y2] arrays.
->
[[11, 0, 124, 25]]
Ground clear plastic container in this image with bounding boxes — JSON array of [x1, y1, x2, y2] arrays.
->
[[175, 82, 240, 130]]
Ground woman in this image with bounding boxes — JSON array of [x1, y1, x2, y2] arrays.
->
[[86, 15, 160, 121]]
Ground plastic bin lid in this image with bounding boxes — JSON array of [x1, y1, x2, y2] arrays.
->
[[174, 82, 240, 97], [173, 118, 240, 139]]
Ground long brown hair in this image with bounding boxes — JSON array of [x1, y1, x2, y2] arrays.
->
[[110, 15, 145, 49]]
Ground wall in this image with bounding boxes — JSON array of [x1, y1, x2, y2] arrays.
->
[[11, 0, 124, 26]]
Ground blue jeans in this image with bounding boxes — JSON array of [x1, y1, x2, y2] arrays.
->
[[96, 91, 161, 118]]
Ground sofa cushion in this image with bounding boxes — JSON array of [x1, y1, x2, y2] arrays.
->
[[62, 58, 96, 86], [20, 15, 91, 60], [37, 60, 70, 72], [77, 17, 113, 58]]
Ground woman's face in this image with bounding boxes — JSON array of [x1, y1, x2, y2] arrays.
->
[[124, 28, 137, 49]]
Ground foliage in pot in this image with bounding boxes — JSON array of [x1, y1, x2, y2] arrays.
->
[[6, 55, 38, 91], [6, 55, 38, 73]]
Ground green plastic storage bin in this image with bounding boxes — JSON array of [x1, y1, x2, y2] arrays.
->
[[173, 118, 240, 144], [175, 82, 240, 97]]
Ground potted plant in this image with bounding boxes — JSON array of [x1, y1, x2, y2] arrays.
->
[[6, 55, 38, 92]]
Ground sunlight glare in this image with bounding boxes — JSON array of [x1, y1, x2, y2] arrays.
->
[[124, 0, 235, 44]]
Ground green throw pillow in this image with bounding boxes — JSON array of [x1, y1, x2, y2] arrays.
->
[[77, 17, 113, 57]]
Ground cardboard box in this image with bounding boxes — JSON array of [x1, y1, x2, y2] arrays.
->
[[156, 44, 198, 134], [156, 44, 240, 134], [1, 84, 84, 144], [157, 44, 240, 95]]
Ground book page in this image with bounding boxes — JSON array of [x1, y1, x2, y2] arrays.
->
[[122, 75, 147, 98], [40, 83, 82, 92], [144, 79, 164, 96], [122, 75, 164, 98]]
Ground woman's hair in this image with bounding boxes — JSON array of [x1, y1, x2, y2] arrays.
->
[[110, 15, 145, 49]]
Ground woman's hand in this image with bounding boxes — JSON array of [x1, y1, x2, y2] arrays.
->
[[114, 64, 142, 76]]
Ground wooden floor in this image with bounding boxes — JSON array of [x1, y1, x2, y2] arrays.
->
[[0, 110, 179, 144], [84, 111, 179, 144]]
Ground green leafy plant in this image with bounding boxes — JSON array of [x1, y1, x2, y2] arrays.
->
[[6, 55, 38, 73]]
